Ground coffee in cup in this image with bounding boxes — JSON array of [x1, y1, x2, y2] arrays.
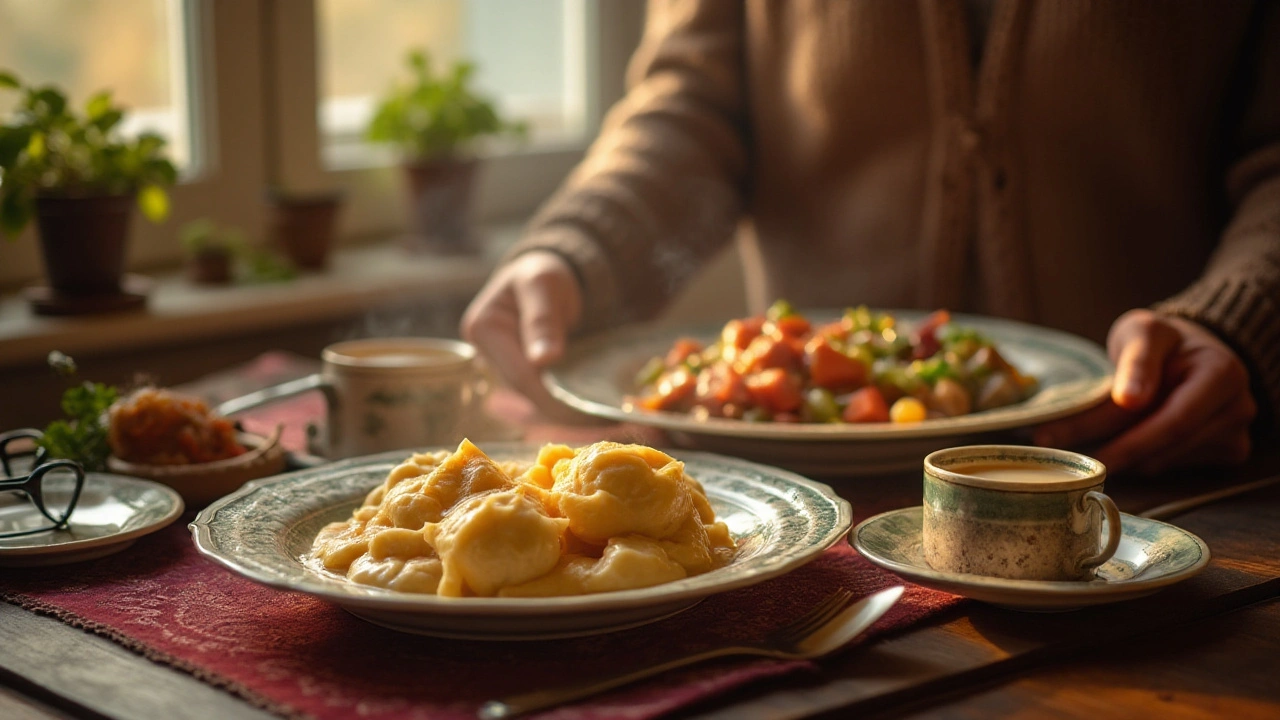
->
[[922, 445, 1121, 581], [218, 337, 488, 459]]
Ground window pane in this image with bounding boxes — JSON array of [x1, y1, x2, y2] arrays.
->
[[0, 0, 195, 171], [318, 0, 588, 169]]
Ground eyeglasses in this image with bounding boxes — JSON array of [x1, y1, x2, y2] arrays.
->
[[0, 429, 86, 539]]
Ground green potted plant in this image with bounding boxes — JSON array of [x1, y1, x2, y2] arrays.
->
[[180, 217, 298, 285], [366, 50, 526, 253], [0, 70, 176, 313], [180, 218, 244, 285]]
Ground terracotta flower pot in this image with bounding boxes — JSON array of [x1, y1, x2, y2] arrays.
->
[[33, 193, 134, 296], [267, 191, 342, 270], [188, 248, 234, 285], [402, 157, 478, 254]]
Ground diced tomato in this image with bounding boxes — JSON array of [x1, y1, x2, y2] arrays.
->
[[735, 334, 800, 374], [722, 317, 765, 351], [694, 364, 749, 410], [639, 367, 696, 411], [665, 338, 704, 367], [805, 336, 868, 391], [814, 318, 852, 341], [744, 368, 804, 414], [911, 309, 951, 360], [717, 369, 749, 405], [842, 386, 890, 423], [770, 315, 811, 338]]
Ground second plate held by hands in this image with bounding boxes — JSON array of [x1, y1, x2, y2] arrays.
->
[[543, 311, 1113, 476], [190, 445, 852, 640]]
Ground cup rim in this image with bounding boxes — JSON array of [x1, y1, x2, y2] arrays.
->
[[322, 337, 476, 374], [924, 445, 1105, 492]]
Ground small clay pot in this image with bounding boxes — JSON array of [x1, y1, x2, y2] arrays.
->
[[402, 157, 478, 253], [34, 193, 135, 296], [188, 248, 234, 285], [267, 191, 342, 270]]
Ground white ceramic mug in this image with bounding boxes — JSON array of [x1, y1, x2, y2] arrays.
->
[[219, 338, 487, 459], [921, 445, 1122, 581]]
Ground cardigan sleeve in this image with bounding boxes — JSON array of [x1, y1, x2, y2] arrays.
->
[[1155, 2, 1280, 425], [501, 0, 749, 331]]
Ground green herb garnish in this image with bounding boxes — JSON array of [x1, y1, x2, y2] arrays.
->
[[765, 298, 796, 322], [38, 381, 117, 472], [35, 352, 118, 471]]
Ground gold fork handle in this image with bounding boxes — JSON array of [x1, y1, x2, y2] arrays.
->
[[477, 645, 779, 719]]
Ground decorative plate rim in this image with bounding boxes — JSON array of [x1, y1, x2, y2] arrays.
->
[[0, 473, 185, 557], [189, 445, 854, 615], [543, 310, 1114, 441], [851, 506, 1211, 596]]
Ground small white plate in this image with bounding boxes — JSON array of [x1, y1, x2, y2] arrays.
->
[[190, 445, 852, 640], [0, 472, 185, 567], [852, 507, 1210, 611], [543, 311, 1112, 476]]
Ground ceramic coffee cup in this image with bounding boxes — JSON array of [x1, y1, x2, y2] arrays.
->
[[218, 338, 487, 459], [921, 445, 1121, 581]]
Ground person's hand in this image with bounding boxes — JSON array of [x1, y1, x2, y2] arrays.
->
[[461, 250, 589, 421], [1033, 309, 1256, 475]]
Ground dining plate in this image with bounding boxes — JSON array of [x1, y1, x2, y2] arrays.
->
[[190, 444, 852, 640], [0, 472, 185, 567], [851, 507, 1210, 611], [543, 311, 1113, 476]]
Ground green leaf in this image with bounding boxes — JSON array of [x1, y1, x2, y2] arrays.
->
[[135, 132, 165, 157], [144, 157, 178, 186], [365, 48, 523, 158], [137, 184, 170, 223], [91, 109, 123, 134], [86, 90, 114, 120], [0, 187, 32, 237], [39, 382, 116, 472], [0, 126, 32, 168], [408, 49, 429, 76], [26, 131, 45, 160], [0, 70, 18, 90], [29, 86, 67, 118]]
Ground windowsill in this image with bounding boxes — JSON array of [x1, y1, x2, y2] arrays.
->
[[320, 136, 590, 173], [0, 226, 518, 370]]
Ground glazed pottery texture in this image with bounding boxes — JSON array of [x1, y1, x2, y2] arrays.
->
[[922, 446, 1120, 581], [191, 446, 852, 639]]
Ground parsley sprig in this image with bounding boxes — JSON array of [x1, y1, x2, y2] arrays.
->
[[35, 352, 118, 472]]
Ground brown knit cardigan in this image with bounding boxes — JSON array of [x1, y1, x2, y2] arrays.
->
[[507, 0, 1280, 421]]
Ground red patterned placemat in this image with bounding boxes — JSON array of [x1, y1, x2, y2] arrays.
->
[[1, 521, 960, 720]]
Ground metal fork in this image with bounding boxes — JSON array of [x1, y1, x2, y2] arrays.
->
[[477, 585, 905, 719]]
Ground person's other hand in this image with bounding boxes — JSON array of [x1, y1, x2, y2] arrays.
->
[[461, 250, 590, 421], [1033, 309, 1256, 475]]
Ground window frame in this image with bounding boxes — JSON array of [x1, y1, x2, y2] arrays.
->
[[0, 0, 272, 289], [265, 0, 642, 242], [0, 0, 643, 290]]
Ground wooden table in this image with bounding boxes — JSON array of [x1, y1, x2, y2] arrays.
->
[[1, 429, 1276, 720]]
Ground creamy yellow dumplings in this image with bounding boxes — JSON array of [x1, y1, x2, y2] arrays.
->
[[309, 440, 736, 597]]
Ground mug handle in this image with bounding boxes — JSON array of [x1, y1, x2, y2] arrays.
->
[[1078, 490, 1123, 571], [215, 374, 339, 454]]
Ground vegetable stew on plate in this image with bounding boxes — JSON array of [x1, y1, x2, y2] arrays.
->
[[631, 301, 1037, 425]]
